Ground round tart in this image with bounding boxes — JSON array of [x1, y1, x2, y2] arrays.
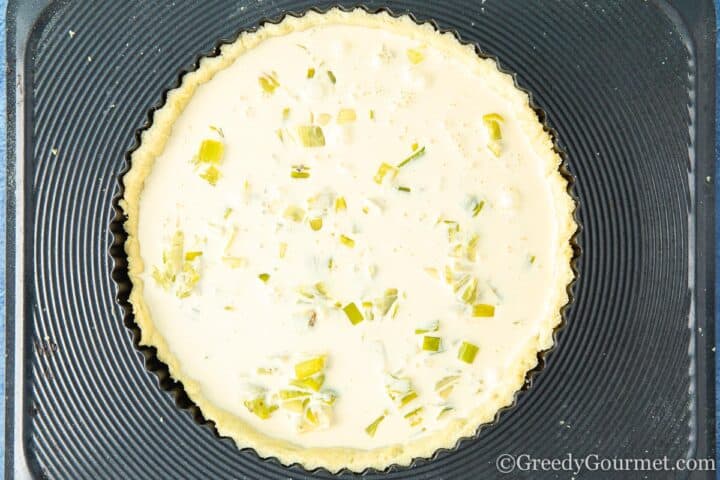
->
[[121, 8, 575, 472]]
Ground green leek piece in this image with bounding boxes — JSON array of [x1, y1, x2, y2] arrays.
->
[[223, 207, 233, 219], [404, 406, 424, 426], [365, 415, 385, 437], [466, 234, 480, 262], [327, 70, 337, 84], [397, 146, 426, 168], [343, 302, 364, 325], [488, 141, 502, 157], [435, 375, 460, 399], [461, 277, 479, 304], [278, 389, 310, 400], [482, 113, 504, 140], [375, 288, 398, 316], [334, 196, 347, 211], [258, 273, 270, 283], [295, 356, 326, 379], [256, 367, 275, 375], [374, 162, 399, 184], [224, 305, 235, 311], [209, 125, 224, 138], [309, 217, 323, 231], [259, 72, 280, 94], [369, 109, 376, 120], [317, 113, 332, 126], [406, 48, 425, 64], [399, 391, 418, 407], [244, 397, 278, 419], [422, 336, 441, 352], [458, 341, 479, 364], [339, 235, 355, 248], [283, 205, 306, 222], [471, 200, 485, 217], [184, 251, 202, 261], [290, 374, 325, 392], [297, 126, 326, 147], [197, 139, 224, 164], [397, 186, 411, 193], [472, 303, 495, 317], [529, 255, 536, 264], [414, 320, 439, 334], [291, 165, 311, 179], [281, 399, 307, 413], [437, 406, 454, 420], [307, 67, 316, 78], [337, 108, 357, 124], [279, 242, 288, 258], [200, 165, 221, 186]]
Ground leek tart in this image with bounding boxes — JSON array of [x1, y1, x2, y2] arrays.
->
[[121, 8, 575, 472]]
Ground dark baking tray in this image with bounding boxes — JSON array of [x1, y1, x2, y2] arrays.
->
[[5, 0, 716, 479]]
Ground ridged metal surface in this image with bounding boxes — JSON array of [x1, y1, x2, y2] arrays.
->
[[18, 0, 707, 478]]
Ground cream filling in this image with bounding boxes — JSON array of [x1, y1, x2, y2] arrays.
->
[[123, 9, 575, 471]]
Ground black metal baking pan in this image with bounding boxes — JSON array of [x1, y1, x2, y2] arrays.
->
[[5, 1, 716, 479]]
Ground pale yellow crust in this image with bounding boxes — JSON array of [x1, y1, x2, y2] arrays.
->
[[120, 8, 576, 473]]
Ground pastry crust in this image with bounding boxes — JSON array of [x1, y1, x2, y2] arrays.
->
[[120, 8, 576, 472]]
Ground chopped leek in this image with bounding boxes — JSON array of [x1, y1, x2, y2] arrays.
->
[[297, 126, 326, 147], [466, 234, 480, 262], [200, 165, 221, 185], [406, 48, 425, 64], [373, 162, 399, 184], [307, 67, 315, 78], [404, 406, 424, 426], [309, 217, 323, 231], [327, 70, 337, 84], [529, 255, 536, 264], [258, 72, 280, 94], [339, 235, 355, 248], [290, 374, 325, 392], [375, 288, 398, 316], [283, 205, 306, 222], [295, 356, 326, 379], [279, 242, 288, 258], [291, 165, 311, 179], [435, 375, 460, 399], [281, 399, 307, 413], [369, 109, 375, 120], [365, 415, 385, 437], [399, 391, 418, 407], [197, 139, 224, 164], [461, 277, 479, 304], [437, 406, 455, 419], [337, 108, 357, 124], [472, 303, 495, 317], [397, 146, 426, 168], [278, 389, 310, 400], [282, 107, 291, 120], [458, 341, 479, 364], [422, 336, 441, 352], [258, 273, 270, 283], [184, 251, 202, 261], [343, 302, 364, 325], [483, 113, 504, 156], [471, 200, 485, 217], [223, 207, 233, 219], [244, 397, 278, 419], [209, 125, 224, 138], [397, 186, 411, 193], [414, 320, 439, 334], [334, 196, 347, 212]]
